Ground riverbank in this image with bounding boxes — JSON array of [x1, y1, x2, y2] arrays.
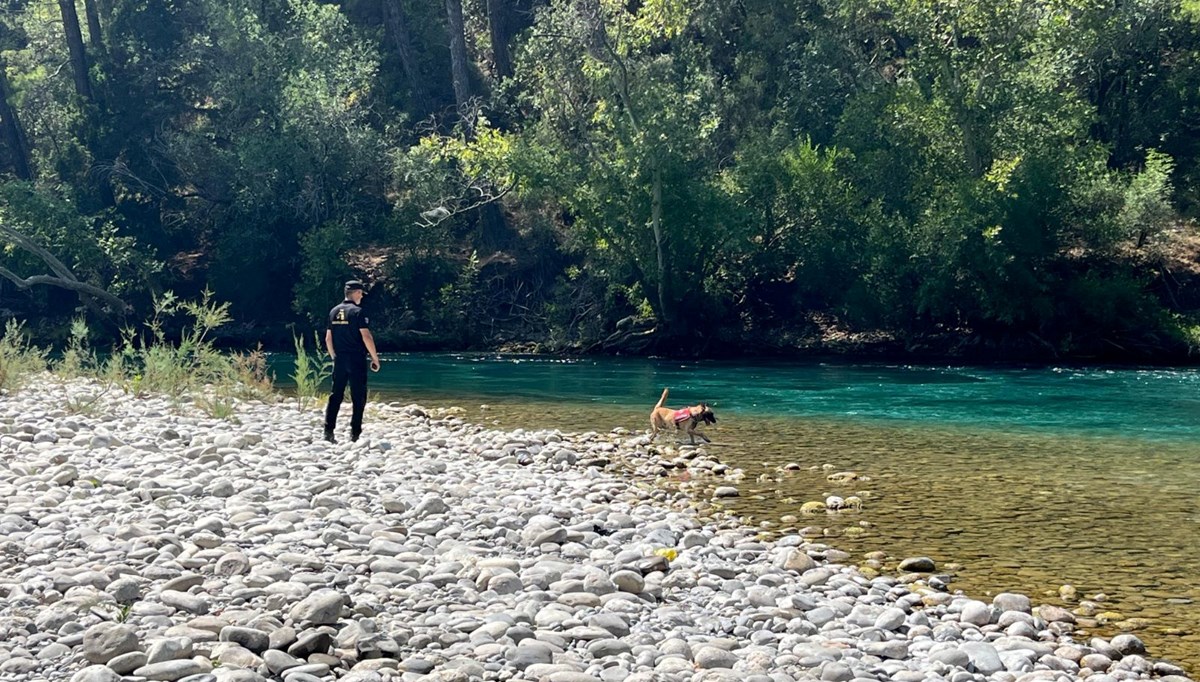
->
[[0, 376, 1192, 682]]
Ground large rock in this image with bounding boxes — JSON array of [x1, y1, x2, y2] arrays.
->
[[992, 592, 1032, 613], [1038, 605, 1076, 623], [132, 659, 212, 681], [960, 600, 991, 626], [897, 556, 936, 572], [219, 626, 269, 653], [83, 622, 140, 664], [694, 646, 738, 669], [960, 642, 1004, 675], [288, 590, 346, 625], [1110, 634, 1146, 656], [779, 549, 817, 573]]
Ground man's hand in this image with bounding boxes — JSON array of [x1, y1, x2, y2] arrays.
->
[[370, 357, 381, 372]]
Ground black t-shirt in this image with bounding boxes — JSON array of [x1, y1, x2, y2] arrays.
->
[[327, 299, 370, 359]]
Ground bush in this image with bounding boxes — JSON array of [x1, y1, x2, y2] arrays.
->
[[291, 332, 331, 410], [0, 320, 47, 392]]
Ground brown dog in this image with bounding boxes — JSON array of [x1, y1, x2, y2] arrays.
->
[[649, 388, 717, 444]]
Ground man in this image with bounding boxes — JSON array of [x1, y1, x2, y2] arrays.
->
[[324, 280, 381, 443]]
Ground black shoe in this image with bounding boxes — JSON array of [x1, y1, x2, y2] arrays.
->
[[323, 430, 336, 443], [350, 431, 361, 443]]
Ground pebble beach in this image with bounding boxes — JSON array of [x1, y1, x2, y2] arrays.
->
[[0, 375, 1192, 682]]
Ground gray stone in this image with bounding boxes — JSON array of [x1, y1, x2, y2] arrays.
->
[[819, 663, 853, 682], [106, 651, 148, 675], [587, 638, 632, 657], [146, 637, 194, 664], [1080, 653, 1113, 672], [960, 600, 991, 626], [160, 590, 210, 614], [83, 622, 141, 664], [288, 590, 345, 625], [263, 649, 304, 674], [1037, 605, 1076, 623], [219, 626, 269, 653], [862, 640, 908, 659], [507, 641, 555, 669], [133, 660, 212, 681], [897, 557, 936, 572], [106, 578, 141, 603], [780, 549, 817, 573], [929, 648, 970, 668], [215, 553, 250, 576], [694, 646, 738, 669], [961, 642, 1005, 675], [610, 570, 644, 593], [1109, 634, 1146, 656], [873, 607, 906, 631], [992, 592, 1032, 613], [71, 665, 123, 682], [287, 630, 333, 658]]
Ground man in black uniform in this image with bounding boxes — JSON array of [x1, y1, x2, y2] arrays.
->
[[324, 280, 381, 443]]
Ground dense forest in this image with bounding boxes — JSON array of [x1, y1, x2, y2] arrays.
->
[[1, 0, 1199, 360]]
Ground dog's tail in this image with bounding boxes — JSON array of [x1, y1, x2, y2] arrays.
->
[[655, 388, 669, 409]]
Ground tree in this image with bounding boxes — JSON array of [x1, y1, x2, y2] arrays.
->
[[58, 0, 93, 101], [514, 0, 740, 340], [83, 0, 105, 57], [445, 0, 472, 116], [487, 0, 513, 80], [0, 58, 32, 181], [381, 0, 428, 112]]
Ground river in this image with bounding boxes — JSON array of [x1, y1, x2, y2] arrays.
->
[[276, 353, 1200, 671]]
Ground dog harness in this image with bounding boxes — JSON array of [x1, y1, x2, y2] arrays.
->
[[672, 408, 692, 424]]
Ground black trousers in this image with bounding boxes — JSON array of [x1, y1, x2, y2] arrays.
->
[[324, 357, 367, 436]]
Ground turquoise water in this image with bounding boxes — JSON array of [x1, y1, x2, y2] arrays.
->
[[307, 354, 1200, 443]]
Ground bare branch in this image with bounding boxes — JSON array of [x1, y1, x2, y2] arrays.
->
[[0, 223, 130, 314], [0, 267, 129, 311], [417, 183, 515, 229]]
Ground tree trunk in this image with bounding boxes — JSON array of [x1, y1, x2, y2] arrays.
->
[[651, 163, 670, 329], [445, 0, 472, 116], [58, 0, 93, 101], [381, 0, 427, 113], [487, 0, 513, 80], [82, 0, 105, 57], [0, 61, 32, 181]]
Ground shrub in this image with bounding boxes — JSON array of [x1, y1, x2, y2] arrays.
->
[[0, 320, 47, 392]]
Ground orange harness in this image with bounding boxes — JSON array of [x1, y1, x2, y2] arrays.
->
[[672, 408, 692, 424]]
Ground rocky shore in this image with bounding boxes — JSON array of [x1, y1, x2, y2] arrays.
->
[[0, 375, 1191, 682]]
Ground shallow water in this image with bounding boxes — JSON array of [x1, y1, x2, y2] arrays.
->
[[282, 353, 1200, 670]]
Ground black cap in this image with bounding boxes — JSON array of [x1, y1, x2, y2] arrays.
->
[[344, 280, 365, 292]]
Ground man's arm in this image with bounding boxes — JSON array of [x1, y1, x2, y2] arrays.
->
[[325, 329, 335, 359], [361, 329, 381, 371]]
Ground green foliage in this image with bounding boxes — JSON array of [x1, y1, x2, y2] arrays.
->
[[114, 290, 272, 401], [1120, 151, 1176, 248], [0, 0, 1195, 358], [294, 221, 354, 324], [430, 251, 484, 346], [0, 320, 47, 392], [55, 317, 94, 378], [291, 332, 331, 409]]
